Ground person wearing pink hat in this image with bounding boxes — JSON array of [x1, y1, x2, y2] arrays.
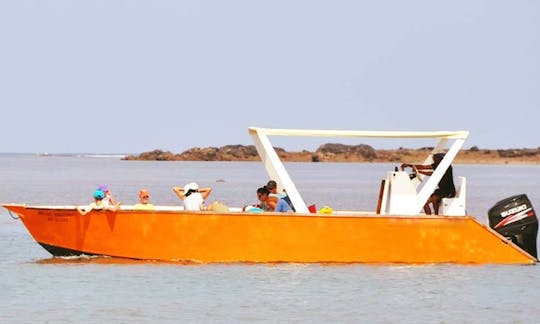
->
[[97, 184, 120, 207], [76, 189, 119, 215]]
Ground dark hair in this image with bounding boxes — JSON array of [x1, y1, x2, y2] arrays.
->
[[257, 187, 269, 196], [433, 153, 445, 161], [266, 180, 277, 190], [432, 153, 445, 165]]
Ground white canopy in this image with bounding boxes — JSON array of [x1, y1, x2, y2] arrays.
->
[[249, 127, 469, 214]]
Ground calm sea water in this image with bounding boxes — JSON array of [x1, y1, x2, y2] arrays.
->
[[1, 155, 540, 323]]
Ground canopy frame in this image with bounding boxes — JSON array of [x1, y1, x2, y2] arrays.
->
[[249, 127, 469, 214]]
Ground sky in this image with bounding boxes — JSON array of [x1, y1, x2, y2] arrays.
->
[[0, 1, 538, 153]]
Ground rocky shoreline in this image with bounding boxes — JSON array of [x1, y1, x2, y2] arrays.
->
[[123, 144, 540, 164]]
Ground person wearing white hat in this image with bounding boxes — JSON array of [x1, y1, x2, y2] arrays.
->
[[173, 182, 212, 211]]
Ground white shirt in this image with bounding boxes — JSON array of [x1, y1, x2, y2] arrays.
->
[[184, 193, 204, 211]]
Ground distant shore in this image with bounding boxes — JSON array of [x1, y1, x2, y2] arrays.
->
[[123, 144, 540, 164]]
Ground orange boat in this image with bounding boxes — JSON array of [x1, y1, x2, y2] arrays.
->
[[2, 127, 538, 264]]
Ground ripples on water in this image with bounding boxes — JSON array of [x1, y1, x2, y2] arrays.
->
[[1, 156, 540, 322]]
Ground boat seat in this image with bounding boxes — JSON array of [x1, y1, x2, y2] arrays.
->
[[440, 176, 466, 216]]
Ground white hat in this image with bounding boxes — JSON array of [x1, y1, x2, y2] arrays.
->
[[184, 182, 199, 192]]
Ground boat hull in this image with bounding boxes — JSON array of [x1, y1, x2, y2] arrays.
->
[[3, 204, 536, 264]]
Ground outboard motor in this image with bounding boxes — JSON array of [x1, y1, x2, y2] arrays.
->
[[488, 194, 538, 259]]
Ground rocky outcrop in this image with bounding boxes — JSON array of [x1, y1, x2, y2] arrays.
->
[[312, 143, 377, 162], [124, 145, 261, 161], [125, 143, 379, 162], [125, 149, 178, 161], [123, 145, 540, 164], [179, 145, 260, 161], [497, 148, 540, 158]]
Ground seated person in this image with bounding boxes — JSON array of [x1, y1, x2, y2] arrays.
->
[[256, 186, 291, 212], [134, 189, 155, 210], [401, 153, 456, 215], [266, 180, 281, 198], [266, 180, 295, 212], [98, 184, 120, 206], [275, 196, 292, 212], [76, 189, 119, 215], [173, 182, 212, 211]]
